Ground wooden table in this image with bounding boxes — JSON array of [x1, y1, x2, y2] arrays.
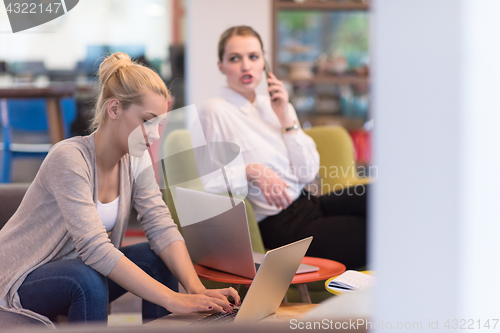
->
[[0, 85, 77, 144], [194, 257, 346, 303]]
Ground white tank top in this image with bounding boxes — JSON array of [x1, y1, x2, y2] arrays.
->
[[97, 195, 120, 232]]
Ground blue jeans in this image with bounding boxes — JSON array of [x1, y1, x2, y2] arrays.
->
[[18, 242, 178, 323]]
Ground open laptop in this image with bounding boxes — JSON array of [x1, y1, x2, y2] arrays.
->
[[195, 236, 313, 324], [175, 187, 318, 278]]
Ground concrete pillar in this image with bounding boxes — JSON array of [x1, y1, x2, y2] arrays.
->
[[372, 0, 500, 330]]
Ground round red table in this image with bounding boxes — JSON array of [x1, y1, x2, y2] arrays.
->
[[194, 256, 345, 303]]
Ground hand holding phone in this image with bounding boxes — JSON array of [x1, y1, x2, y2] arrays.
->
[[263, 60, 292, 127]]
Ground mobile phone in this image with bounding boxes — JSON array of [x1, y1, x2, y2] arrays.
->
[[264, 59, 275, 98]]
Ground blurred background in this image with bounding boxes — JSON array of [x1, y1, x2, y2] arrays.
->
[[0, 0, 372, 183]]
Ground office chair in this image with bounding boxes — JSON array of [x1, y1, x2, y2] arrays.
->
[[1, 97, 77, 183], [304, 126, 372, 195]]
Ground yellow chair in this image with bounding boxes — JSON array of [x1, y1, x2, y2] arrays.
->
[[161, 129, 265, 254], [304, 126, 372, 195]]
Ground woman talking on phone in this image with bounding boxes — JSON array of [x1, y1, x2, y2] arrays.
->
[[193, 26, 368, 270], [0, 53, 238, 327]]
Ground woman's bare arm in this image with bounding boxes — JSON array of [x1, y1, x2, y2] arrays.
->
[[107, 251, 228, 314], [159, 240, 240, 305]]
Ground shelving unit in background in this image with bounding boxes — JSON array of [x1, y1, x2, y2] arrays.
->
[[274, 1, 368, 10], [272, 0, 371, 165]]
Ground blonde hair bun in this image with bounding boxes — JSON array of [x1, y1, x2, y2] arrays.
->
[[90, 52, 169, 131], [98, 52, 133, 85]]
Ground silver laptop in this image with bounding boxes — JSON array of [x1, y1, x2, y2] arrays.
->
[[197, 237, 313, 324], [175, 187, 318, 278]]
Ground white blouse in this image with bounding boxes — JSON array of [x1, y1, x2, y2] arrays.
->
[[97, 195, 120, 232], [192, 87, 320, 222]]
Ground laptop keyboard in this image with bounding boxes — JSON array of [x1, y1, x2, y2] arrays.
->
[[191, 308, 239, 325]]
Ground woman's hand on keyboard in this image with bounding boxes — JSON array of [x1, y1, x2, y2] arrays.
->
[[202, 287, 241, 307], [165, 292, 231, 314]]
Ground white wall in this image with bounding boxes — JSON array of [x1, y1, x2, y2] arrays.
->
[[0, 0, 171, 69], [185, 0, 272, 108], [372, 0, 500, 328]]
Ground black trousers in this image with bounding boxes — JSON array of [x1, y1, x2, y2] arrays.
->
[[258, 185, 368, 270]]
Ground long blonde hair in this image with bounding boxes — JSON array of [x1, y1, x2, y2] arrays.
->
[[90, 52, 169, 131]]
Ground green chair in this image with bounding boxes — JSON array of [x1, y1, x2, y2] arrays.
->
[[304, 126, 372, 195]]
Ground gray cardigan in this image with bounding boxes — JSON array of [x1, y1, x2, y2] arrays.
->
[[0, 133, 184, 326]]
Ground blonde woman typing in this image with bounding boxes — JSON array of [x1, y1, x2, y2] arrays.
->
[[0, 53, 238, 326]]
